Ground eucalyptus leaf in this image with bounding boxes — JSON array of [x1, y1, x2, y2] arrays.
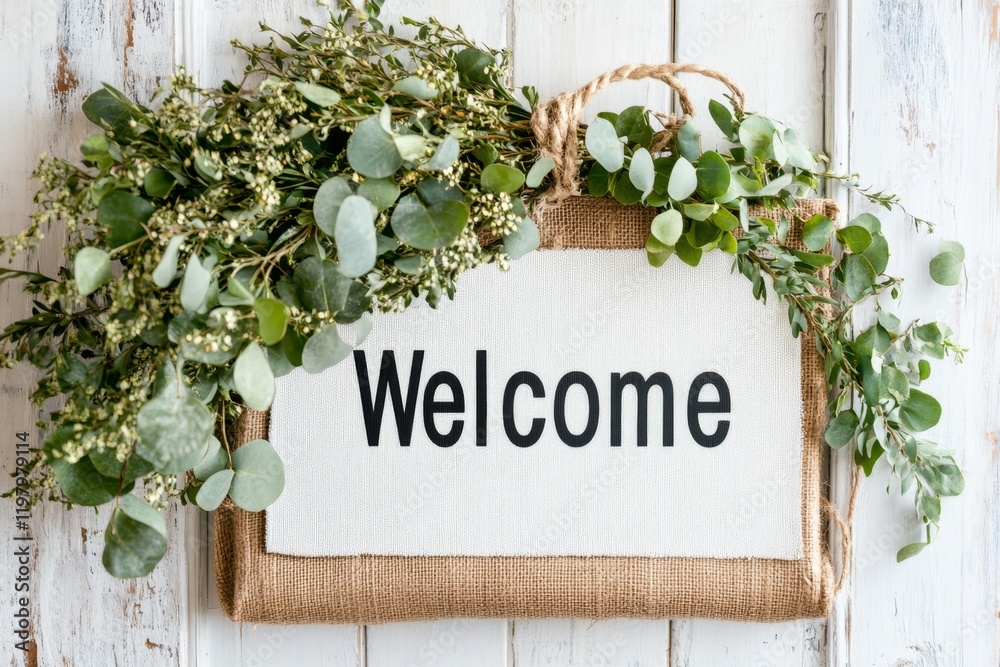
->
[[152, 235, 185, 288], [102, 494, 168, 579], [294, 256, 351, 313], [234, 342, 275, 411], [667, 157, 697, 201], [929, 241, 965, 286], [180, 254, 211, 312], [836, 225, 873, 254], [294, 82, 341, 107], [229, 439, 286, 512], [480, 163, 525, 194], [313, 176, 353, 236], [302, 325, 352, 373], [695, 151, 730, 199], [525, 157, 554, 188], [899, 389, 942, 432], [650, 209, 683, 246], [254, 297, 288, 345], [585, 118, 624, 173], [503, 217, 540, 260], [802, 214, 835, 252], [74, 247, 112, 296], [423, 135, 460, 170], [392, 75, 439, 100], [842, 254, 877, 302], [335, 195, 377, 277], [825, 409, 860, 449], [358, 177, 400, 211], [391, 195, 468, 250], [347, 116, 403, 178], [136, 379, 214, 470], [628, 147, 655, 200], [97, 191, 153, 248], [676, 118, 701, 162], [196, 469, 235, 511], [51, 456, 118, 506]]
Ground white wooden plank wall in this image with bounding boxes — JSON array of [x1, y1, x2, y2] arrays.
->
[[0, 1, 996, 665]]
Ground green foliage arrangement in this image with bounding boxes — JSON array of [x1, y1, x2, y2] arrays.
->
[[2, 1, 965, 577]]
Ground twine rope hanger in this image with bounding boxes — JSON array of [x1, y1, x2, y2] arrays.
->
[[530, 62, 746, 201], [530, 62, 860, 595]]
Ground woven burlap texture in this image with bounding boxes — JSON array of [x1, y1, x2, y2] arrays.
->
[[215, 196, 839, 624]]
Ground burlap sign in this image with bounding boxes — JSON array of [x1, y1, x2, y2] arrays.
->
[[215, 196, 840, 624]]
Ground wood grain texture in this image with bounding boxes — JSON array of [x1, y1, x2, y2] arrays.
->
[[670, 1, 829, 662], [1, 0, 997, 664], [0, 2, 180, 666], [842, 1, 1000, 664]]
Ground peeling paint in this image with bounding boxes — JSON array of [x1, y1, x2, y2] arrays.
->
[[52, 45, 79, 109]]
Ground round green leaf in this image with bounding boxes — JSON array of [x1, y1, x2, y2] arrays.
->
[[423, 135, 460, 171], [738, 114, 776, 160], [480, 163, 525, 194], [503, 217, 540, 260], [628, 147, 655, 199], [102, 494, 168, 579], [136, 383, 214, 470], [51, 455, 118, 506], [695, 151, 730, 199], [842, 254, 877, 302], [144, 167, 176, 199], [899, 389, 942, 432], [313, 176, 353, 236], [824, 410, 859, 449], [667, 157, 697, 201], [392, 76, 439, 100], [393, 134, 427, 162], [74, 247, 112, 297], [357, 178, 400, 212], [335, 194, 377, 278], [234, 342, 275, 411], [650, 209, 683, 246], [676, 118, 701, 162], [302, 325, 353, 374], [180, 254, 211, 312], [454, 48, 494, 85], [294, 256, 351, 313], [254, 297, 288, 345], [196, 469, 235, 511], [89, 447, 156, 483], [835, 225, 873, 254], [97, 191, 153, 248], [585, 118, 624, 173], [525, 157, 554, 188], [194, 441, 229, 481], [152, 235, 185, 288], [294, 82, 341, 107], [929, 242, 964, 286], [802, 214, 835, 252], [391, 195, 468, 250], [229, 439, 285, 513], [347, 116, 403, 178]]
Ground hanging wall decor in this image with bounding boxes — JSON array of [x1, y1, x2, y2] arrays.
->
[[1, 1, 966, 622]]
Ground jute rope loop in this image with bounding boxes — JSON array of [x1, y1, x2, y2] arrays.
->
[[530, 63, 746, 201], [823, 468, 861, 595]]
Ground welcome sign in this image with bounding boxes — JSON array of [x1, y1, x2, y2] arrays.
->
[[266, 249, 805, 561]]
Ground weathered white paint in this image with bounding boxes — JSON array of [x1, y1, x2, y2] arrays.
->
[[1, 0, 997, 665], [842, 1, 1000, 665]]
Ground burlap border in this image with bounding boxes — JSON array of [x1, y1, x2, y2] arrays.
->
[[215, 196, 838, 624]]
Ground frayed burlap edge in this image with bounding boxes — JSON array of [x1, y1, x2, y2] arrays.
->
[[215, 196, 838, 624]]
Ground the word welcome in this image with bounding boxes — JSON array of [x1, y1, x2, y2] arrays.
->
[[353, 351, 732, 449]]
